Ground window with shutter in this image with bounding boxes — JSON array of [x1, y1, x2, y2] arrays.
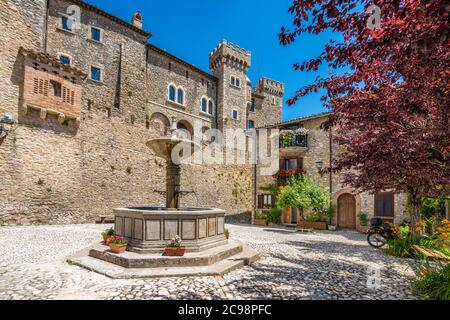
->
[[374, 192, 394, 217]]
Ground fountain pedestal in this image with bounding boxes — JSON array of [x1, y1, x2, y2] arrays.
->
[[114, 207, 227, 253]]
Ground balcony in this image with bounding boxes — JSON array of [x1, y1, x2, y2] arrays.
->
[[280, 128, 308, 149]]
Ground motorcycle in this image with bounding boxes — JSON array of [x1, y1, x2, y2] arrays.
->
[[366, 218, 395, 248]]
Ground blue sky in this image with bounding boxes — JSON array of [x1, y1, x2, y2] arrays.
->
[[85, 0, 335, 120]]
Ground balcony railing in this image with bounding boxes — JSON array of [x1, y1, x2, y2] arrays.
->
[[280, 133, 308, 148]]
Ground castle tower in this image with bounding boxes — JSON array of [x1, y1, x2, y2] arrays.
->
[[253, 77, 284, 127], [209, 40, 251, 132], [131, 11, 143, 29]]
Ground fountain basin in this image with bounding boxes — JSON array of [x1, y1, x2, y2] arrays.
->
[[114, 207, 226, 254]]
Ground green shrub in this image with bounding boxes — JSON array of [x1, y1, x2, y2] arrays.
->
[[305, 213, 321, 222], [384, 237, 415, 258], [358, 211, 368, 226], [276, 176, 330, 213], [325, 204, 336, 224], [266, 208, 282, 224], [383, 225, 415, 258], [413, 263, 450, 300]]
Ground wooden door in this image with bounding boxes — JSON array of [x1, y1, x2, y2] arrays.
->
[[338, 194, 356, 229]]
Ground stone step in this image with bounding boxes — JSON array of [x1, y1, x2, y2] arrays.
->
[[88, 240, 243, 268], [67, 243, 259, 279]]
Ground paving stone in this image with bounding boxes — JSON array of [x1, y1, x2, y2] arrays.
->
[[0, 223, 421, 300]]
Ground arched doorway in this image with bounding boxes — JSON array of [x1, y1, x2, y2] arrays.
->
[[337, 193, 356, 229], [176, 120, 193, 139]]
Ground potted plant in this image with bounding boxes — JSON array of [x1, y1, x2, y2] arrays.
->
[[224, 228, 230, 239], [266, 207, 282, 225], [101, 227, 114, 245], [326, 204, 337, 230], [108, 235, 128, 254], [254, 210, 268, 226], [358, 211, 370, 233], [164, 235, 186, 256]]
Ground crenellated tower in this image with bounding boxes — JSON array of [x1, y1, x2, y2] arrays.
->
[[209, 40, 251, 132], [253, 77, 284, 127]]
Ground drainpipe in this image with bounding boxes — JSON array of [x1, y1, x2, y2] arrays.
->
[[43, 0, 50, 53], [329, 130, 333, 195]]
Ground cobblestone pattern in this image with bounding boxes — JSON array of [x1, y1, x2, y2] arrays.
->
[[0, 224, 420, 300]]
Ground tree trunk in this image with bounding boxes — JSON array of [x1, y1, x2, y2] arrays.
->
[[408, 191, 421, 239]]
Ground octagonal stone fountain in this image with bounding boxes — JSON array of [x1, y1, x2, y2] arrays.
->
[[69, 117, 258, 278]]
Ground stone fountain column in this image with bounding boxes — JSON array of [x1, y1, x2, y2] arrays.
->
[[166, 162, 180, 209]]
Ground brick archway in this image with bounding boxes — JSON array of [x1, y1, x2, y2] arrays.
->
[[332, 188, 362, 229]]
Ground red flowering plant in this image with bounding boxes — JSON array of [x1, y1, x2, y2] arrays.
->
[[273, 168, 305, 179], [109, 235, 128, 246]]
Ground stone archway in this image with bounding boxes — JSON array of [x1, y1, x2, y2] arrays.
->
[[176, 119, 193, 139], [332, 188, 362, 230], [149, 112, 170, 135]]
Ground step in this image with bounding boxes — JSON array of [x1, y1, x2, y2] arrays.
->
[[88, 240, 243, 268], [67, 244, 259, 279]]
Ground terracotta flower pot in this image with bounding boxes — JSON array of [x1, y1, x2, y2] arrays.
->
[[164, 246, 186, 256], [109, 243, 127, 254]]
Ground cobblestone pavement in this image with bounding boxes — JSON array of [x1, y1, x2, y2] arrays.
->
[[0, 223, 421, 300]]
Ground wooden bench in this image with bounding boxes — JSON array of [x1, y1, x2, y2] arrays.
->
[[412, 245, 450, 262], [97, 215, 114, 224]]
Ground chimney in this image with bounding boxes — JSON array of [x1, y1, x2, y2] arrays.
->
[[131, 11, 143, 29]]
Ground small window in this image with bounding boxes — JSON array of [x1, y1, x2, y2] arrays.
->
[[235, 78, 240, 87], [231, 109, 238, 120], [375, 192, 394, 217], [201, 97, 207, 112], [50, 80, 62, 97], [90, 66, 102, 81], [177, 88, 184, 104], [208, 100, 213, 115], [61, 16, 72, 31], [168, 85, 176, 101], [59, 54, 71, 65], [250, 98, 255, 112], [185, 71, 189, 79], [168, 62, 172, 72], [271, 97, 276, 105], [248, 120, 254, 129], [90, 27, 101, 42], [258, 194, 274, 209], [230, 76, 235, 86]]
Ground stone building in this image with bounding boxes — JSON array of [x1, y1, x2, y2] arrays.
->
[[256, 113, 408, 231], [0, 0, 283, 225]]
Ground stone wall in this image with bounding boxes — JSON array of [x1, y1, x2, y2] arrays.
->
[[0, 0, 258, 225]]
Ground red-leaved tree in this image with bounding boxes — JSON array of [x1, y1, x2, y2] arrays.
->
[[279, 0, 449, 232]]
